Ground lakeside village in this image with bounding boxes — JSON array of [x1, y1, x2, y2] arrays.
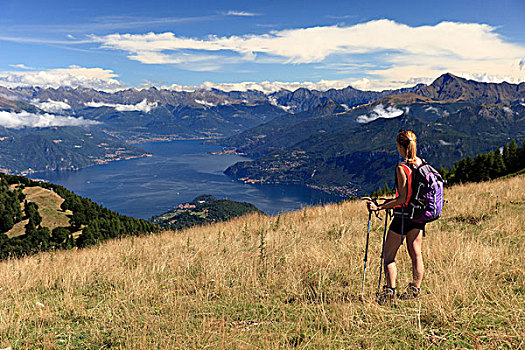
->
[[238, 174, 358, 198]]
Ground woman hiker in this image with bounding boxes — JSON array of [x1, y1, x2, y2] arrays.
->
[[367, 129, 424, 303]]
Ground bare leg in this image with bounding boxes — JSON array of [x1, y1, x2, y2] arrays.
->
[[405, 229, 424, 288], [383, 230, 403, 289]]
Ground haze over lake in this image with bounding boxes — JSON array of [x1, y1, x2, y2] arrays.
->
[[30, 140, 341, 219]]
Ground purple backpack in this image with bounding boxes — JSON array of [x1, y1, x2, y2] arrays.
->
[[394, 160, 444, 223]]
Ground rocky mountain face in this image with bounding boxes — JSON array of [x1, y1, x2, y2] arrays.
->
[[415, 73, 525, 103], [268, 84, 424, 113], [223, 74, 525, 196], [0, 127, 147, 175], [0, 82, 425, 145], [219, 99, 351, 157], [2, 73, 523, 183], [2, 80, 415, 175]]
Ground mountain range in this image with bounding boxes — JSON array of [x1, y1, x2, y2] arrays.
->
[[0, 78, 427, 174], [1, 73, 524, 192], [222, 74, 525, 195]]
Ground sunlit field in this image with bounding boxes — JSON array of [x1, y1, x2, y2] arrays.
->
[[1, 175, 523, 349]]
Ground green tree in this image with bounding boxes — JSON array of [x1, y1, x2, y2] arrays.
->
[[0, 216, 14, 233], [502, 144, 510, 170], [491, 149, 506, 178], [51, 227, 71, 247], [24, 201, 42, 226], [76, 225, 97, 248], [34, 226, 51, 251], [519, 140, 525, 171], [24, 217, 37, 236], [507, 140, 520, 173]]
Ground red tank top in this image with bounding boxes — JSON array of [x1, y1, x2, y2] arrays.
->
[[394, 163, 413, 208]]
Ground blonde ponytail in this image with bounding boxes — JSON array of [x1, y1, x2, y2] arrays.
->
[[397, 130, 418, 165]]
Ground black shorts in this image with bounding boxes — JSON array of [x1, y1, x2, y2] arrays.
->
[[389, 217, 426, 236]]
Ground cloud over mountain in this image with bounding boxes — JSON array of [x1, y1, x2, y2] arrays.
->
[[31, 99, 71, 113], [165, 79, 357, 94], [356, 104, 406, 123], [0, 66, 122, 91], [84, 99, 158, 112], [0, 111, 100, 129]]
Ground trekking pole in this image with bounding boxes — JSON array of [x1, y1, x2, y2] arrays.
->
[[361, 210, 372, 298], [359, 197, 386, 299], [377, 209, 391, 295]]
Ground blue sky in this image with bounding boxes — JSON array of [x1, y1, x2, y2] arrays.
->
[[1, 0, 524, 91]]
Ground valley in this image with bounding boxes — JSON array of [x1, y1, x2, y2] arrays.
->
[[1, 73, 525, 203]]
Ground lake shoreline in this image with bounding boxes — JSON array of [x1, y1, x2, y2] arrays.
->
[[28, 140, 343, 219]]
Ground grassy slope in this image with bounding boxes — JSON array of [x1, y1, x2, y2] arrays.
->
[[0, 176, 523, 349], [6, 186, 72, 238]]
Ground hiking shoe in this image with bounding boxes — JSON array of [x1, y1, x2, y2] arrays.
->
[[377, 286, 396, 305], [398, 282, 421, 300]]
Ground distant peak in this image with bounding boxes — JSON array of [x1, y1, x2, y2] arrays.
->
[[432, 73, 463, 85], [442, 72, 459, 79]]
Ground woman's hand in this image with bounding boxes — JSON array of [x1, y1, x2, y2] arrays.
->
[[367, 201, 380, 211]]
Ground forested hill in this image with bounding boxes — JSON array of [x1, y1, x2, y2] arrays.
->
[[150, 194, 263, 230], [0, 173, 158, 259], [442, 139, 525, 185], [0, 127, 148, 175]]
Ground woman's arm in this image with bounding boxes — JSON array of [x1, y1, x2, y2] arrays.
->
[[368, 165, 408, 211]]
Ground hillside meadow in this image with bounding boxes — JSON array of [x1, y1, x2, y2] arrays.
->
[[6, 186, 72, 239], [0, 175, 524, 349]]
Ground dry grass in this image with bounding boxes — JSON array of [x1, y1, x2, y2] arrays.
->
[[7, 187, 72, 238], [0, 175, 524, 349]]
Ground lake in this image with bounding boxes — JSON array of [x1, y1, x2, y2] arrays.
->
[[30, 140, 342, 219]]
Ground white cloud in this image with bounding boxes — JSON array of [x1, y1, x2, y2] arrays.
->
[[348, 78, 374, 91], [439, 140, 454, 146], [194, 99, 216, 107], [9, 64, 35, 70], [0, 65, 391, 93], [163, 79, 361, 93], [92, 19, 525, 87], [225, 11, 258, 17], [85, 98, 158, 112], [0, 66, 122, 91], [31, 99, 71, 113], [356, 104, 405, 123], [268, 97, 292, 112], [424, 105, 449, 117], [0, 111, 100, 129]]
